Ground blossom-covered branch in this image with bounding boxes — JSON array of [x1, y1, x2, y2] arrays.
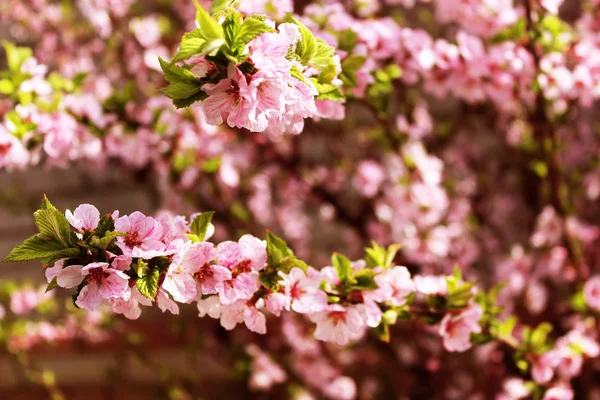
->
[[4, 197, 600, 398]]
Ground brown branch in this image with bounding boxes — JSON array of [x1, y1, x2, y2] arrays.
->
[[523, 0, 587, 280]]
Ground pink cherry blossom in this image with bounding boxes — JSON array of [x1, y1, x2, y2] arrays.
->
[[310, 304, 366, 346], [65, 204, 101, 231], [57, 262, 130, 310], [114, 211, 166, 258], [439, 304, 482, 352], [279, 267, 327, 314], [371, 266, 415, 306]]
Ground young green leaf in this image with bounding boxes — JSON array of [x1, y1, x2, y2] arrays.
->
[[164, 81, 203, 100], [40, 195, 59, 211], [136, 267, 161, 300], [194, 0, 225, 41], [2, 41, 33, 72], [45, 277, 58, 293], [311, 79, 344, 101], [89, 231, 125, 251], [2, 234, 77, 263], [332, 253, 355, 285], [352, 268, 378, 290], [341, 55, 367, 89], [284, 15, 318, 66], [159, 58, 202, 84], [95, 214, 115, 238], [34, 209, 73, 248], [231, 18, 275, 52], [309, 40, 336, 70], [189, 211, 215, 242]]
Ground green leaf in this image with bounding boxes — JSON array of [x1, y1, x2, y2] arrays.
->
[[96, 214, 115, 238], [0, 79, 14, 95], [231, 17, 275, 52], [278, 256, 308, 275], [309, 40, 336, 70], [211, 0, 235, 14], [40, 195, 59, 211], [173, 90, 209, 108], [332, 253, 355, 286], [266, 231, 290, 269], [34, 209, 73, 248], [284, 15, 318, 66], [171, 1, 225, 64], [290, 64, 309, 85], [189, 211, 215, 242], [222, 9, 244, 49], [311, 79, 344, 101], [89, 231, 125, 251], [2, 42, 33, 72], [365, 241, 386, 268], [531, 322, 553, 349], [45, 277, 58, 293], [159, 58, 202, 84], [337, 29, 358, 52], [136, 267, 160, 300], [352, 268, 378, 290], [194, 0, 225, 41], [164, 81, 203, 100], [341, 55, 367, 89], [2, 234, 77, 262], [496, 316, 517, 339], [172, 34, 207, 64], [265, 230, 307, 275], [259, 271, 281, 291]]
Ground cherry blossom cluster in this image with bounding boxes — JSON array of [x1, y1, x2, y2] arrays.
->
[[5, 197, 600, 399], [159, 3, 346, 135], [2, 198, 482, 348]]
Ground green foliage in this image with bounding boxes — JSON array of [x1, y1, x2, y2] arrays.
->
[[95, 214, 115, 238], [340, 55, 367, 90], [2, 42, 32, 72], [310, 40, 336, 70], [492, 19, 526, 43], [2, 197, 80, 263], [223, 13, 275, 62], [284, 15, 318, 66], [539, 15, 572, 52], [364, 241, 401, 268], [445, 266, 475, 309], [311, 79, 344, 101], [89, 231, 125, 251], [187, 211, 215, 242], [135, 259, 161, 300], [367, 65, 402, 117], [337, 29, 358, 53], [352, 268, 378, 290], [45, 277, 58, 293], [34, 208, 73, 248], [260, 231, 307, 290], [3, 234, 78, 263], [332, 253, 355, 286]]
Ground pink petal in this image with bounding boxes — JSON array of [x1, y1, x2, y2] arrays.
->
[[57, 265, 84, 288], [76, 284, 103, 310]]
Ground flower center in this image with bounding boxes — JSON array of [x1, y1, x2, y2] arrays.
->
[[194, 263, 213, 281], [87, 267, 110, 285], [290, 282, 305, 299], [329, 310, 347, 324], [231, 259, 252, 278], [124, 232, 142, 247]]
